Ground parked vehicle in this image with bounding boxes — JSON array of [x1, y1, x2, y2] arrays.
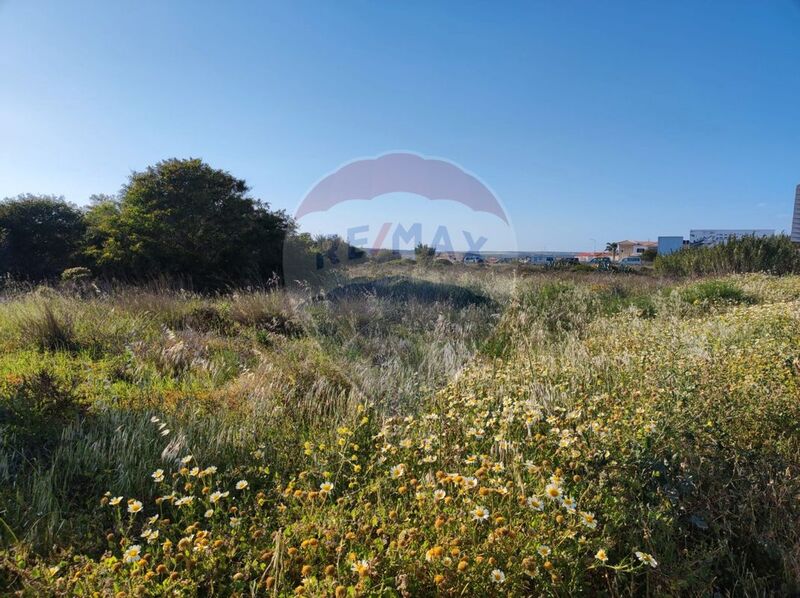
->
[[619, 256, 643, 266], [463, 253, 484, 264], [588, 257, 611, 265]]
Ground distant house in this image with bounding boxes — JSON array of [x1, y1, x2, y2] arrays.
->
[[614, 240, 656, 261]]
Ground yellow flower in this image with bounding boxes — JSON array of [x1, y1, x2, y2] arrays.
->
[[561, 496, 577, 511], [425, 546, 444, 561], [320, 481, 334, 493], [151, 469, 165, 483], [127, 500, 143, 514], [181, 455, 193, 464], [595, 548, 608, 562], [527, 496, 543, 511], [433, 489, 446, 501], [537, 545, 552, 558], [210, 490, 229, 503], [123, 544, 142, 563], [545, 483, 562, 500], [635, 551, 657, 568], [204, 509, 214, 518], [390, 464, 406, 479], [351, 559, 370, 577], [490, 569, 506, 584], [109, 496, 123, 506], [471, 506, 490, 522], [235, 480, 249, 490], [580, 511, 597, 529]]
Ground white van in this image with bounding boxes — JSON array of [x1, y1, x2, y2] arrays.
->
[[619, 256, 642, 266]]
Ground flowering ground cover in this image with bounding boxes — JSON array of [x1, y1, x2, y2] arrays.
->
[[1, 269, 799, 595]]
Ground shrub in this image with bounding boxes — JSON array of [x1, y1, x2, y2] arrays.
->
[[655, 235, 800, 276], [60, 267, 93, 283], [19, 304, 78, 352], [0, 369, 84, 463], [680, 280, 753, 305]]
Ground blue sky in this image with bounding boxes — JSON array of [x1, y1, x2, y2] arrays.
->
[[1, 1, 799, 251]]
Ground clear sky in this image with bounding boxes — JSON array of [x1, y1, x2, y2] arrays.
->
[[1, 1, 799, 251]]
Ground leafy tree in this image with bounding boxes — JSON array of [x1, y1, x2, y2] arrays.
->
[[84, 159, 293, 289], [641, 247, 657, 262], [0, 194, 86, 280], [605, 242, 618, 261]]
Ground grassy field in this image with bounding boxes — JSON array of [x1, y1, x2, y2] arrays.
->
[[1, 264, 800, 596]]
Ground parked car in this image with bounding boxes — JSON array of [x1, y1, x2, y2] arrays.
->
[[463, 253, 484, 264], [619, 256, 643, 266], [588, 257, 611, 265]]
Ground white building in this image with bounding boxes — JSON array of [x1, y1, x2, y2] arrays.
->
[[689, 229, 773, 247]]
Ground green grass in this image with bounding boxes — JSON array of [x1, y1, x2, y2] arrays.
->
[[1, 266, 800, 595]]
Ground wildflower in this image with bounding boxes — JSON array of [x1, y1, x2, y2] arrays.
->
[[127, 500, 143, 514], [537, 545, 552, 558], [351, 559, 370, 577], [433, 489, 446, 501], [209, 490, 229, 503], [141, 529, 159, 544], [48, 566, 59, 576], [580, 511, 598, 529], [472, 506, 490, 521], [189, 467, 200, 477], [463, 476, 478, 489], [229, 517, 241, 527], [595, 548, 608, 562], [148, 514, 159, 525], [160, 428, 170, 436], [527, 496, 543, 511], [390, 464, 406, 479], [561, 496, 577, 511], [109, 496, 123, 506], [151, 469, 165, 483], [204, 509, 214, 518], [123, 544, 142, 563], [490, 569, 506, 584], [181, 455, 193, 464], [150, 416, 160, 423], [545, 483, 562, 500], [425, 546, 444, 561], [235, 479, 249, 490], [320, 481, 334, 493], [635, 551, 658, 568], [175, 495, 194, 507], [201, 466, 218, 477]]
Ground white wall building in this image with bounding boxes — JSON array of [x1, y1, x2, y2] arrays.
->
[[689, 229, 773, 247]]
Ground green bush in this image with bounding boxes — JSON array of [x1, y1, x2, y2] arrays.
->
[[655, 235, 800, 276], [680, 280, 753, 305], [19, 304, 78, 352]]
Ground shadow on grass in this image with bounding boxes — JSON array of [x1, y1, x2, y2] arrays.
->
[[320, 276, 493, 309]]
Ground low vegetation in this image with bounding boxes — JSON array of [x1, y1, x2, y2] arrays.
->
[[1, 266, 799, 596], [655, 234, 800, 276]]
